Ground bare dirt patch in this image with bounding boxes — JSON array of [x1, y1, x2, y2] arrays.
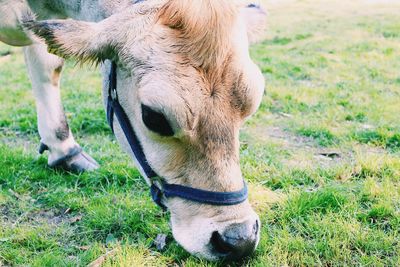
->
[[246, 123, 387, 170], [247, 124, 351, 168], [0, 191, 80, 228]]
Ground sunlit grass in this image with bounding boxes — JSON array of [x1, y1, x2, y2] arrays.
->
[[1, 0, 400, 266]]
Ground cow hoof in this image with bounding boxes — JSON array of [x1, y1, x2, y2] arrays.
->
[[44, 145, 100, 173]]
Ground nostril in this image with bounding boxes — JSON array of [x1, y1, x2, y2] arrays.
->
[[210, 231, 233, 255], [254, 219, 260, 235], [210, 221, 258, 260]]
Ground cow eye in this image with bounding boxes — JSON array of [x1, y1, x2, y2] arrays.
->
[[141, 104, 174, 136]]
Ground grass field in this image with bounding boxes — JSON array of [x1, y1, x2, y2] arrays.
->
[[1, 0, 400, 266]]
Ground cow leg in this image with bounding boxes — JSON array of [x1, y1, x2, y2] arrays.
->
[[24, 43, 99, 172]]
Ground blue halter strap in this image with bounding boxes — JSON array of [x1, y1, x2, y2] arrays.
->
[[106, 61, 248, 210]]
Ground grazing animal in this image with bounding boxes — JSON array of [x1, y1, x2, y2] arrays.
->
[[0, 0, 267, 261]]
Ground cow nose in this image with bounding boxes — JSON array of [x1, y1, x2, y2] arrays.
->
[[210, 219, 259, 260]]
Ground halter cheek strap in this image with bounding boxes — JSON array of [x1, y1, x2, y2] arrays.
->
[[106, 61, 248, 210]]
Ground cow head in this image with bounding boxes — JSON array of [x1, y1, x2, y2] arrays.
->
[[25, 0, 267, 261]]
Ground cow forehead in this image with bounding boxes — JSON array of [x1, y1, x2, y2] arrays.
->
[[136, 57, 250, 121]]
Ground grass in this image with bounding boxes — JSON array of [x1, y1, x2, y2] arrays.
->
[[1, 0, 400, 266]]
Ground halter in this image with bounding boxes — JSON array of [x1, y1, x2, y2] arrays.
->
[[106, 62, 248, 210]]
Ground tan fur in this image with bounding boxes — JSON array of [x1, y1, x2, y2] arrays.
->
[[159, 0, 238, 73], [240, 3, 267, 43]]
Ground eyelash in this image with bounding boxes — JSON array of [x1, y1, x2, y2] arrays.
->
[[141, 104, 174, 136]]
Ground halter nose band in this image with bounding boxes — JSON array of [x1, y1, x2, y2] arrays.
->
[[106, 61, 248, 210], [151, 181, 248, 210]]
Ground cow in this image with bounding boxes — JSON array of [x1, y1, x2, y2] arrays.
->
[[0, 0, 266, 261]]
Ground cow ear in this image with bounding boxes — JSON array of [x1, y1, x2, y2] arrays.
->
[[23, 18, 116, 64], [22, 2, 160, 64], [241, 3, 267, 44]]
